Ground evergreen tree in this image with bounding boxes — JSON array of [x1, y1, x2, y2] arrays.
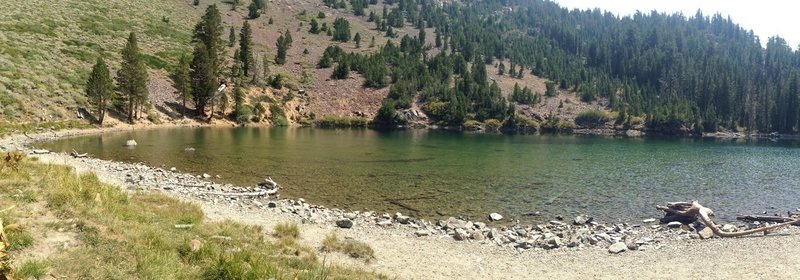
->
[[331, 61, 350, 79], [231, 0, 239, 10], [275, 30, 292, 65], [190, 5, 225, 117], [85, 58, 114, 125], [233, 83, 246, 121], [239, 21, 253, 77], [171, 54, 192, 118], [309, 18, 320, 34], [248, 0, 264, 19], [332, 17, 351, 42], [354, 32, 362, 48], [228, 26, 236, 47], [497, 62, 505, 75], [369, 36, 376, 48], [116, 32, 149, 124]]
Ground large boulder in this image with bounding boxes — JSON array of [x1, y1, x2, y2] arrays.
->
[[336, 218, 354, 229]]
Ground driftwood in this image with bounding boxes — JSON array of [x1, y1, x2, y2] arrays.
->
[[657, 201, 800, 238], [204, 177, 280, 197], [736, 214, 799, 224], [173, 224, 194, 229], [70, 150, 88, 158], [205, 188, 278, 197]]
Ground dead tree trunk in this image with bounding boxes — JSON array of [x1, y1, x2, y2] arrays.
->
[[656, 201, 800, 238]]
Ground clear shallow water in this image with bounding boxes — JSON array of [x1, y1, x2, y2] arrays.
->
[[35, 127, 800, 223]]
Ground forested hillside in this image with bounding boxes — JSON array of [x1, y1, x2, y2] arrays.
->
[[325, 0, 800, 133], [3, 0, 800, 134]]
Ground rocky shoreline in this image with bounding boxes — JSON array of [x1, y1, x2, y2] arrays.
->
[[2, 125, 792, 257]]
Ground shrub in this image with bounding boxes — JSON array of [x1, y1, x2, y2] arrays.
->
[[315, 116, 368, 128], [484, 119, 502, 131], [574, 109, 611, 128], [320, 233, 374, 262], [273, 223, 300, 240]]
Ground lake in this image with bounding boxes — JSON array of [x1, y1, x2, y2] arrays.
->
[[34, 127, 800, 223]]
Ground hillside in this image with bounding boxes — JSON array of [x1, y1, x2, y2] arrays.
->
[[2, 0, 800, 134]]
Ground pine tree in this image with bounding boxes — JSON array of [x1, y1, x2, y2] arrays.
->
[[85, 58, 114, 125], [190, 5, 225, 117], [262, 53, 270, 82], [239, 21, 253, 77], [228, 26, 236, 47], [309, 18, 319, 34], [275, 31, 291, 65], [332, 17, 351, 42], [497, 62, 505, 75], [233, 83, 245, 120], [354, 32, 362, 48], [171, 54, 192, 118], [248, 0, 265, 19], [231, 0, 239, 10], [116, 32, 149, 124], [331, 61, 350, 79]]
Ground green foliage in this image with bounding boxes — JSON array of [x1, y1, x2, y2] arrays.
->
[[575, 109, 612, 128], [373, 99, 402, 127], [275, 30, 292, 65], [320, 234, 375, 262], [272, 223, 300, 240], [315, 116, 369, 128], [332, 17, 351, 42], [545, 81, 557, 97], [116, 32, 149, 124], [309, 18, 320, 34], [541, 114, 575, 133], [85, 58, 114, 124], [248, 0, 265, 19], [15, 259, 48, 279], [269, 104, 288, 126], [171, 54, 192, 117], [238, 21, 253, 77], [484, 119, 502, 131], [191, 5, 226, 116], [331, 61, 350, 80]]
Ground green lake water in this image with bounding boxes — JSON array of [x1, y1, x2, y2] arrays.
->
[[35, 127, 800, 223]]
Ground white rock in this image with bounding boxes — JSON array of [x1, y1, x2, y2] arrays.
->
[[666, 221, 683, 228], [489, 213, 503, 221], [125, 140, 137, 146], [642, 218, 657, 223], [202, 173, 211, 179], [608, 242, 627, 254]]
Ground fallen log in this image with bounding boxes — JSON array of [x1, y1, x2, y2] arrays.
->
[[657, 201, 800, 238], [736, 214, 798, 223], [204, 187, 278, 197], [70, 150, 88, 158]]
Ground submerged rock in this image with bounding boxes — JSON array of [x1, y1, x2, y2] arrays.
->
[[574, 214, 592, 225], [667, 221, 683, 228], [489, 213, 503, 221], [125, 140, 137, 147]]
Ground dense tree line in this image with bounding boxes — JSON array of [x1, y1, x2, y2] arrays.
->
[[321, 0, 800, 133]]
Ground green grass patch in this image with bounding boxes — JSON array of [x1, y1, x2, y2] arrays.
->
[[0, 160, 385, 279], [321, 233, 375, 262], [14, 259, 49, 279], [315, 116, 369, 128], [273, 223, 300, 240]]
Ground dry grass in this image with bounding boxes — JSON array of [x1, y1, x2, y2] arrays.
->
[[0, 0, 196, 121], [321, 233, 375, 262], [0, 160, 385, 279]]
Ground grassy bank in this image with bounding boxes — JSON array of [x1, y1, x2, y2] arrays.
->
[[0, 155, 383, 279]]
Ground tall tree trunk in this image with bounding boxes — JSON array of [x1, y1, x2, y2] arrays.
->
[[128, 95, 134, 124]]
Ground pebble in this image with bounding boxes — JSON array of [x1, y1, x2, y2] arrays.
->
[[643, 218, 657, 223]]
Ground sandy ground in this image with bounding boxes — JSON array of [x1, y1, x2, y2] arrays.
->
[[5, 127, 800, 279]]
